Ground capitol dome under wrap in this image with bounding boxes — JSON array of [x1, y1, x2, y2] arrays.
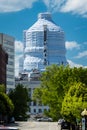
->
[[23, 12, 67, 72]]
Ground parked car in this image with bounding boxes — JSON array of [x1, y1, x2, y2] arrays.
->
[[37, 117, 53, 122], [58, 119, 70, 130], [10, 117, 15, 123], [58, 119, 65, 125], [61, 121, 70, 130]]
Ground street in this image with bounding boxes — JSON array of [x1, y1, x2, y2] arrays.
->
[[10, 121, 61, 130]]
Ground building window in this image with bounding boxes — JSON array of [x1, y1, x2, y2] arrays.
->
[[33, 101, 36, 106], [38, 109, 42, 113], [7, 74, 14, 79], [8, 61, 14, 65], [7, 81, 14, 85], [7, 68, 14, 72], [34, 109, 36, 113]]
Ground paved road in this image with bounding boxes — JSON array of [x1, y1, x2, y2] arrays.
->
[[10, 121, 61, 130]]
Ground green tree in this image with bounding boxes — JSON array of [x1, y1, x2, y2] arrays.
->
[[71, 67, 87, 85], [0, 84, 14, 120], [33, 65, 87, 121], [0, 84, 5, 93], [61, 82, 87, 124], [0, 92, 14, 116], [33, 65, 73, 120], [8, 84, 30, 121]]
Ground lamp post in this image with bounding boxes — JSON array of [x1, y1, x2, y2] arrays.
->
[[81, 109, 87, 130]]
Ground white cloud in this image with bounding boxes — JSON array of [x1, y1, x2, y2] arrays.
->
[[65, 41, 80, 50], [15, 40, 23, 76], [15, 55, 19, 77], [60, 0, 87, 17], [15, 54, 23, 76], [0, 0, 38, 12], [15, 40, 23, 54], [68, 59, 83, 68], [43, 0, 87, 17], [75, 51, 87, 58], [68, 60, 87, 69], [43, 0, 65, 12], [1, 0, 87, 18]]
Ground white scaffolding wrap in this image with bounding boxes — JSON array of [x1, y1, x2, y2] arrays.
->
[[21, 12, 67, 73]]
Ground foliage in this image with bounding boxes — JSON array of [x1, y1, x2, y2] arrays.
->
[[61, 82, 87, 123], [8, 84, 30, 121], [33, 65, 73, 120], [0, 92, 14, 115], [0, 84, 5, 93], [33, 65, 87, 121]]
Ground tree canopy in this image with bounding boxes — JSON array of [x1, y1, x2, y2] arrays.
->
[[61, 82, 87, 123], [33, 65, 87, 121], [0, 84, 14, 117], [0, 92, 14, 115], [0, 84, 5, 93], [8, 84, 30, 121]]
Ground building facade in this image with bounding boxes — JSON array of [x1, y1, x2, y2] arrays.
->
[[0, 45, 8, 91], [15, 78, 49, 115], [18, 12, 68, 115], [22, 12, 67, 73], [0, 33, 15, 92]]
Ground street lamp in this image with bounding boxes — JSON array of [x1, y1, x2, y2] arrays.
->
[[81, 109, 87, 116], [81, 109, 87, 130]]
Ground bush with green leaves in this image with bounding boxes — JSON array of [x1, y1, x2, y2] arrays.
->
[[8, 84, 30, 121], [0, 92, 14, 115], [33, 65, 87, 122]]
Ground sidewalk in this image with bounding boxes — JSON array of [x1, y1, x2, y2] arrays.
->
[[0, 126, 18, 130], [0, 123, 19, 130]]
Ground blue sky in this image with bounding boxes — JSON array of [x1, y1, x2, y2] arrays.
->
[[0, 0, 87, 76]]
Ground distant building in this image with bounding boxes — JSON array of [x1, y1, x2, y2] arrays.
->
[[17, 12, 68, 115], [0, 44, 8, 91], [0, 33, 15, 92], [15, 71, 49, 115], [22, 12, 67, 73]]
